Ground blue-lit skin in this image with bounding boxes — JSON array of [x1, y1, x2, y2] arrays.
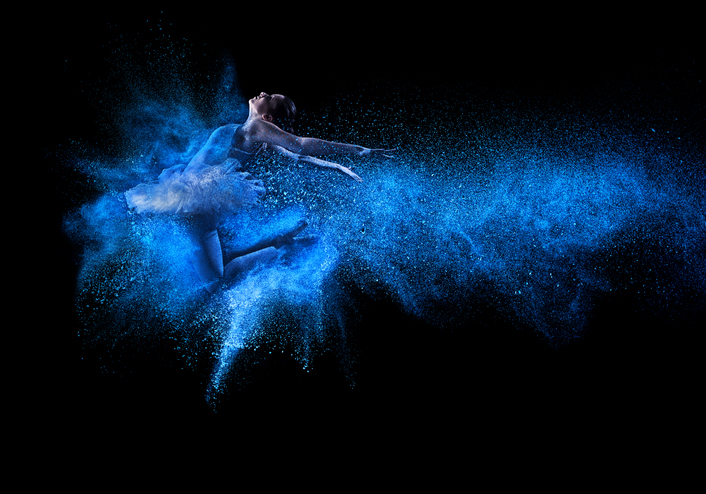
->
[[63, 46, 705, 400]]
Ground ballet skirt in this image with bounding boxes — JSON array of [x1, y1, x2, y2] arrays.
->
[[125, 158, 265, 217]]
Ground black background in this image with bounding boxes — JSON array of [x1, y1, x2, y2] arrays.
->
[[41, 7, 702, 428]]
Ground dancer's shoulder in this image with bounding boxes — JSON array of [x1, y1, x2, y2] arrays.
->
[[208, 124, 239, 143]]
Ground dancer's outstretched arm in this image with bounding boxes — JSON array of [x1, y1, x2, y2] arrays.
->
[[250, 118, 395, 159], [267, 144, 363, 182]]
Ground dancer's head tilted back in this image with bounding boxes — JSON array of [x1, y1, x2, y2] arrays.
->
[[249, 92, 297, 132]]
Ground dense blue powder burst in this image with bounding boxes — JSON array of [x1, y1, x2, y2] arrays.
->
[[62, 38, 705, 401]]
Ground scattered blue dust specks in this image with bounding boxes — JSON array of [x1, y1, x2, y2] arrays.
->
[[61, 39, 706, 401]]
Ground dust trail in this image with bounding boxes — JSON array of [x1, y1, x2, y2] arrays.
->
[[61, 36, 705, 400]]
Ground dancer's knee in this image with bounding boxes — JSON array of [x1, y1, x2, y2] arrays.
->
[[191, 246, 223, 281]]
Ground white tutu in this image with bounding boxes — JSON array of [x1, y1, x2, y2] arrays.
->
[[125, 159, 265, 216]]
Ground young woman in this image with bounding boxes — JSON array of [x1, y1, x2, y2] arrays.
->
[[126, 92, 394, 294]]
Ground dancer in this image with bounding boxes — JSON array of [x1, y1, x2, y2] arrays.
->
[[126, 92, 394, 293]]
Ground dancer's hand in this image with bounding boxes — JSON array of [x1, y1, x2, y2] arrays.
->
[[358, 147, 397, 159], [338, 164, 363, 182]]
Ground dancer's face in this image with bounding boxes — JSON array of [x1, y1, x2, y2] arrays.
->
[[249, 92, 282, 118]]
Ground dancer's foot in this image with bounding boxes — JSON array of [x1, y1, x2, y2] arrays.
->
[[277, 234, 319, 264], [272, 219, 308, 249], [289, 234, 318, 249]]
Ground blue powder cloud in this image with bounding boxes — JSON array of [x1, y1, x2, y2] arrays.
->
[[61, 38, 705, 401]]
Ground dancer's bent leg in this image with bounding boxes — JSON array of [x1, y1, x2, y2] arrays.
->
[[189, 214, 225, 293], [223, 219, 308, 264], [223, 247, 278, 284]]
